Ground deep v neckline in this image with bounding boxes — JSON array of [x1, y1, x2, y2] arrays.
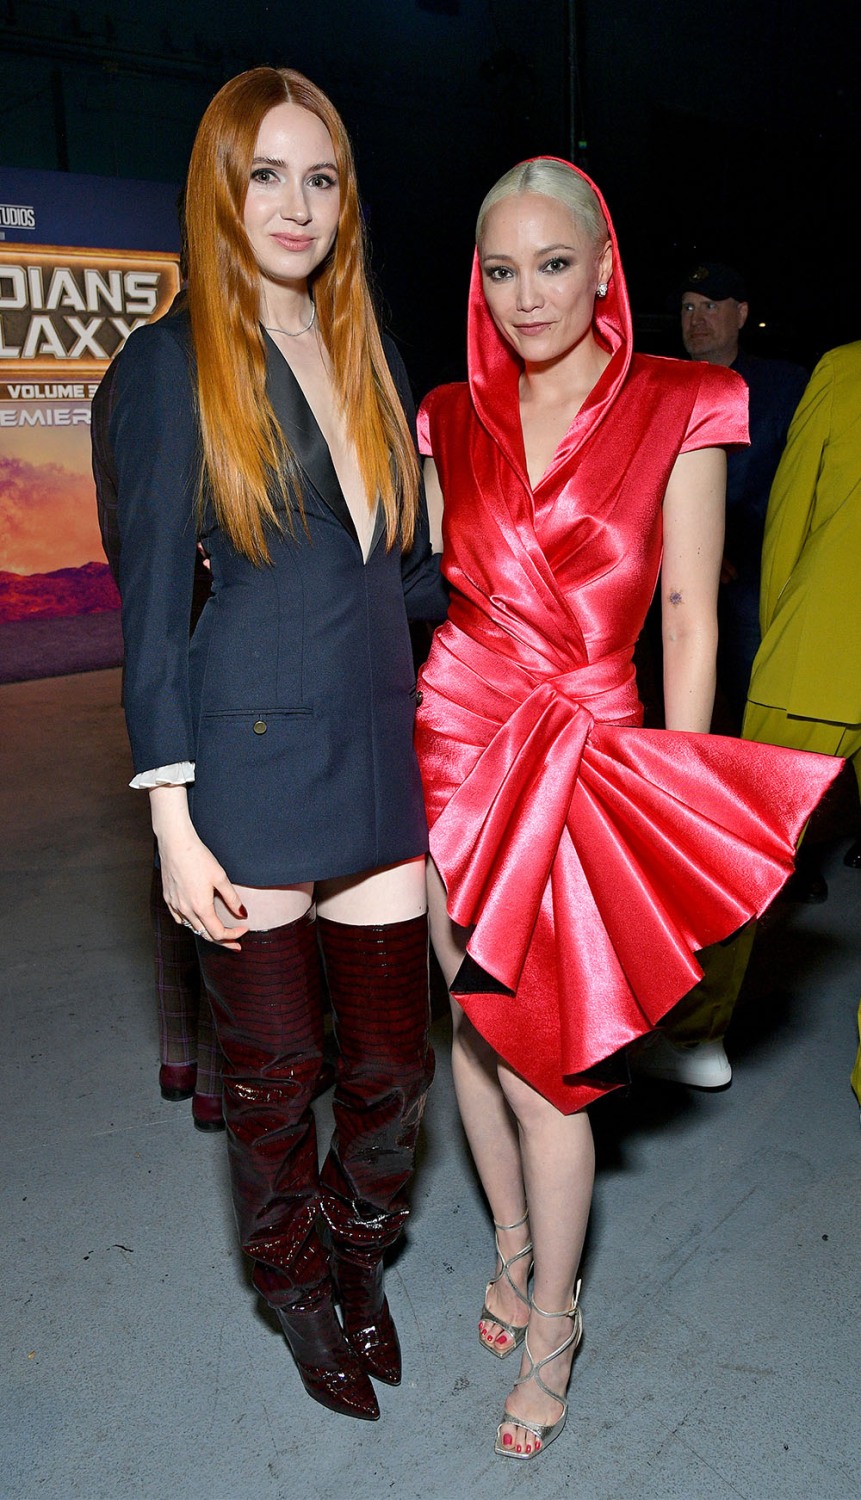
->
[[263, 330, 383, 564], [521, 352, 620, 495]]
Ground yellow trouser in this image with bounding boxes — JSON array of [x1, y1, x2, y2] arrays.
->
[[743, 701, 861, 791], [660, 923, 757, 1044], [746, 702, 861, 1102], [664, 701, 861, 1052]]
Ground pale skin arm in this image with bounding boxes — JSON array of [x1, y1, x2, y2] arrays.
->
[[424, 456, 444, 555], [660, 446, 726, 733], [149, 784, 249, 950]]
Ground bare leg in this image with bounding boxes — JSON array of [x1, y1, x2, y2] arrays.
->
[[496, 1066, 594, 1455], [215, 883, 314, 931], [316, 856, 427, 925], [428, 861, 594, 1450], [427, 860, 531, 1354], [214, 854, 426, 941]]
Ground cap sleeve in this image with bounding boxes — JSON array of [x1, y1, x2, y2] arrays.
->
[[417, 386, 445, 457], [679, 363, 750, 453]]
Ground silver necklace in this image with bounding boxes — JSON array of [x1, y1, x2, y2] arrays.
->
[[263, 304, 316, 337]]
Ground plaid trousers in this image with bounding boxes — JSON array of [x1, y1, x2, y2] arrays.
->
[[150, 864, 223, 1097]]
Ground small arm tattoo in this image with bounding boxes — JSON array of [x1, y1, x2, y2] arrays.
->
[[668, 588, 683, 606]]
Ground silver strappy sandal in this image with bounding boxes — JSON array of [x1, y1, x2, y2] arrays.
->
[[479, 1210, 533, 1359], [494, 1282, 583, 1459]]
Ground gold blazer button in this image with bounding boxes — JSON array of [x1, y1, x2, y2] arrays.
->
[[252, 719, 267, 734]]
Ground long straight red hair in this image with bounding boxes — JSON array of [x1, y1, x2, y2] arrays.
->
[[184, 67, 419, 563]]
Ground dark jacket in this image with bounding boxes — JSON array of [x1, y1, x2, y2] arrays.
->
[[725, 350, 808, 583], [108, 306, 447, 885], [92, 337, 212, 629], [92, 356, 121, 584]]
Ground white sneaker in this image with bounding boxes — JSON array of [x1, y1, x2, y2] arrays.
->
[[631, 1033, 732, 1089]]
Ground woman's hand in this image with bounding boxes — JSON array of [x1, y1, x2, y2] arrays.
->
[[149, 785, 249, 949]]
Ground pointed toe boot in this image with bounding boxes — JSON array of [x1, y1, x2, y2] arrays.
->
[[275, 1295, 380, 1421], [333, 1251, 402, 1386]]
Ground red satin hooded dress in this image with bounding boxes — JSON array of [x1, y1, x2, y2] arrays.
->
[[415, 162, 841, 1114]]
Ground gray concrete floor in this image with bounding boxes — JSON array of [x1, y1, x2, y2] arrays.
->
[[2, 668, 860, 1500]]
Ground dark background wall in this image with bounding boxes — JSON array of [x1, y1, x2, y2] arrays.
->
[[2, 0, 858, 391]]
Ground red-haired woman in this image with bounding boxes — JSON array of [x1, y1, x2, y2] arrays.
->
[[107, 68, 446, 1422]]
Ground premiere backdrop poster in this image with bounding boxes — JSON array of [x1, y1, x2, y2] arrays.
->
[[0, 168, 180, 684]]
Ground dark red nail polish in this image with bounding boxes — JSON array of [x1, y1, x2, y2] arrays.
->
[[238, 904, 248, 918]]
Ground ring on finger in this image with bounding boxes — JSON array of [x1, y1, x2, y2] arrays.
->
[[181, 918, 207, 939]]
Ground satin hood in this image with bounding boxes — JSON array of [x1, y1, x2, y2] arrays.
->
[[467, 158, 632, 480]]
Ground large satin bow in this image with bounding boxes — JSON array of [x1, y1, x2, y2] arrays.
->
[[431, 649, 640, 994]]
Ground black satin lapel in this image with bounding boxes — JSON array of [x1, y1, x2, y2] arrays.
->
[[367, 499, 386, 556], [263, 331, 359, 545]]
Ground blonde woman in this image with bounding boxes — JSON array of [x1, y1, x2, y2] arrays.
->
[[108, 67, 446, 1423], [416, 158, 839, 1459]]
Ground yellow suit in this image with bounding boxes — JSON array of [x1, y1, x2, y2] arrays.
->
[[743, 343, 861, 1103], [748, 340, 861, 728], [664, 346, 861, 1087]]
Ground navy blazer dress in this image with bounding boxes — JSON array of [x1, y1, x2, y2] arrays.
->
[[110, 306, 448, 886]]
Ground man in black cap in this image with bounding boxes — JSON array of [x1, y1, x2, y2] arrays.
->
[[680, 260, 750, 366], [679, 263, 808, 732]]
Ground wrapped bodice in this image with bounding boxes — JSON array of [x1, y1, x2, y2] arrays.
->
[[414, 351, 837, 1114], [425, 354, 731, 704]]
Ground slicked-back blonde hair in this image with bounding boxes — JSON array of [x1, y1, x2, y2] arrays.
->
[[476, 157, 609, 250], [185, 67, 419, 564]]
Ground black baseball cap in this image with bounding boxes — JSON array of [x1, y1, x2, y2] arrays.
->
[[678, 262, 748, 302]]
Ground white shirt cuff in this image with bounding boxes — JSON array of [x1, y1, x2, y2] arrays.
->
[[130, 762, 195, 789]]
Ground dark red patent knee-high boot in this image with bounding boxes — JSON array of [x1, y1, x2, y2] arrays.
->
[[316, 914, 435, 1385], [196, 912, 379, 1422]]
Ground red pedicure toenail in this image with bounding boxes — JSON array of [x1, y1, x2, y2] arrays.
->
[[516, 1445, 522, 1453], [502, 1434, 513, 1447], [535, 1441, 541, 1450]]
